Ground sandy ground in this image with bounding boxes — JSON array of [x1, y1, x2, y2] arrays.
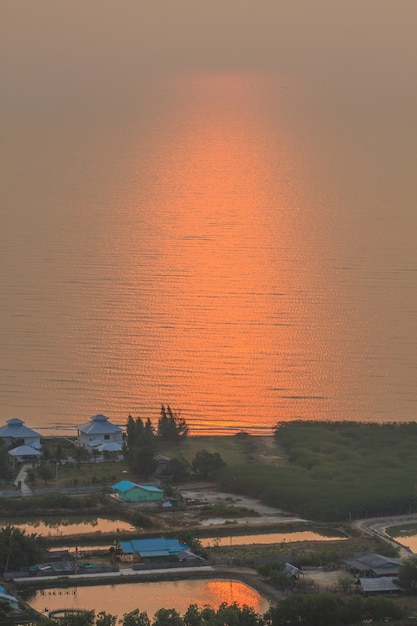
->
[[180, 484, 305, 526], [301, 566, 345, 589]]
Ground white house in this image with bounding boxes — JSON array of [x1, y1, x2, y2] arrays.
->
[[77, 414, 123, 450], [0, 418, 41, 450]]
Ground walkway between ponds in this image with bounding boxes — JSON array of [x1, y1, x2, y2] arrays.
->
[[14, 463, 33, 496], [13, 564, 283, 603], [13, 565, 215, 584], [354, 514, 417, 558]]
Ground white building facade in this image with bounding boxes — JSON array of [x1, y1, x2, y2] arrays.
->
[[77, 414, 123, 450]]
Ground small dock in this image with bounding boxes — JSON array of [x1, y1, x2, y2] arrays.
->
[[49, 608, 90, 620]]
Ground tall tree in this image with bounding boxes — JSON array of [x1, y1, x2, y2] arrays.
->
[[157, 405, 189, 442], [128, 446, 157, 479], [397, 555, 417, 594], [192, 450, 226, 479], [0, 440, 12, 479], [126, 416, 155, 449], [0, 524, 45, 573]]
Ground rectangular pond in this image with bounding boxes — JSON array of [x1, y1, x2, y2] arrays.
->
[[23, 578, 270, 621]]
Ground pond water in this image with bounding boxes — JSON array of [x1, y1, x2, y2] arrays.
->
[[201, 530, 347, 547], [387, 526, 417, 553], [0, 518, 135, 537], [24, 579, 269, 620], [52, 529, 346, 554]]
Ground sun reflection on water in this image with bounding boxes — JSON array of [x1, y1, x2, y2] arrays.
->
[[26, 579, 269, 619], [116, 72, 326, 433]]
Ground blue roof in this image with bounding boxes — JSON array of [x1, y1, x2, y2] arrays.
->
[[111, 481, 163, 494], [119, 537, 189, 557], [139, 485, 163, 493], [112, 480, 137, 493], [0, 418, 40, 439], [78, 414, 122, 435]]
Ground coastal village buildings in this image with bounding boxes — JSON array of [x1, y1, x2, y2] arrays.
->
[[111, 480, 164, 503], [0, 418, 42, 462], [342, 553, 402, 595], [77, 414, 123, 453], [342, 553, 402, 578], [0, 418, 41, 449], [117, 537, 190, 562]]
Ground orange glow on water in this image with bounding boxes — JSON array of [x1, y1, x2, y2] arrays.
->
[[1, 518, 134, 536], [5, 69, 410, 434], [206, 579, 265, 610], [117, 72, 317, 433], [26, 579, 269, 619], [201, 530, 346, 547]]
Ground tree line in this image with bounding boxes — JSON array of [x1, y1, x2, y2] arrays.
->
[[218, 421, 417, 521], [125, 405, 225, 481], [33, 594, 408, 626]]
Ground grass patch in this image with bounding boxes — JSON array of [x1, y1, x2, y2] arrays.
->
[[198, 502, 259, 518], [205, 533, 398, 567], [386, 523, 417, 538], [30, 460, 131, 489], [218, 421, 417, 522], [157, 435, 268, 467]]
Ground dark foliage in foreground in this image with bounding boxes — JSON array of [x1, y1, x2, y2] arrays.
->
[[0, 523, 46, 572], [397, 555, 417, 594], [0, 440, 13, 480], [35, 596, 408, 626], [0, 493, 101, 516], [218, 421, 417, 521]]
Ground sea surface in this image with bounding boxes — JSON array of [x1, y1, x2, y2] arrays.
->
[[2, 3, 417, 436]]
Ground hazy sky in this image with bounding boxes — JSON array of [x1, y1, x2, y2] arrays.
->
[[2, 0, 417, 117]]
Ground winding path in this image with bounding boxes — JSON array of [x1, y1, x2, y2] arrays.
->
[[354, 515, 417, 558]]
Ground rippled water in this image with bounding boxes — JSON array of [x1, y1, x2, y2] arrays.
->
[[0, 518, 134, 537], [25, 579, 269, 620], [2, 4, 417, 435], [201, 530, 346, 547], [388, 526, 417, 553]]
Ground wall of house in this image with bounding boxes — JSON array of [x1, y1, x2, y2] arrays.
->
[[79, 431, 123, 448], [121, 489, 163, 502]]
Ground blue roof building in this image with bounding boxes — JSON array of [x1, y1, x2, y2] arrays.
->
[[111, 480, 164, 502], [77, 414, 123, 449], [0, 418, 41, 450], [118, 537, 189, 559]]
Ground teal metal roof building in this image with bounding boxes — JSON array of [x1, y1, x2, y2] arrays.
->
[[111, 480, 164, 502], [119, 537, 189, 559]]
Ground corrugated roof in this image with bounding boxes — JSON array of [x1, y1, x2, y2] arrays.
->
[[112, 480, 137, 493], [8, 445, 41, 457], [119, 537, 189, 556], [99, 441, 122, 451], [111, 481, 163, 494], [0, 418, 40, 439], [343, 553, 401, 571], [78, 414, 122, 435], [0, 591, 18, 604], [359, 577, 400, 593], [139, 485, 163, 493]]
